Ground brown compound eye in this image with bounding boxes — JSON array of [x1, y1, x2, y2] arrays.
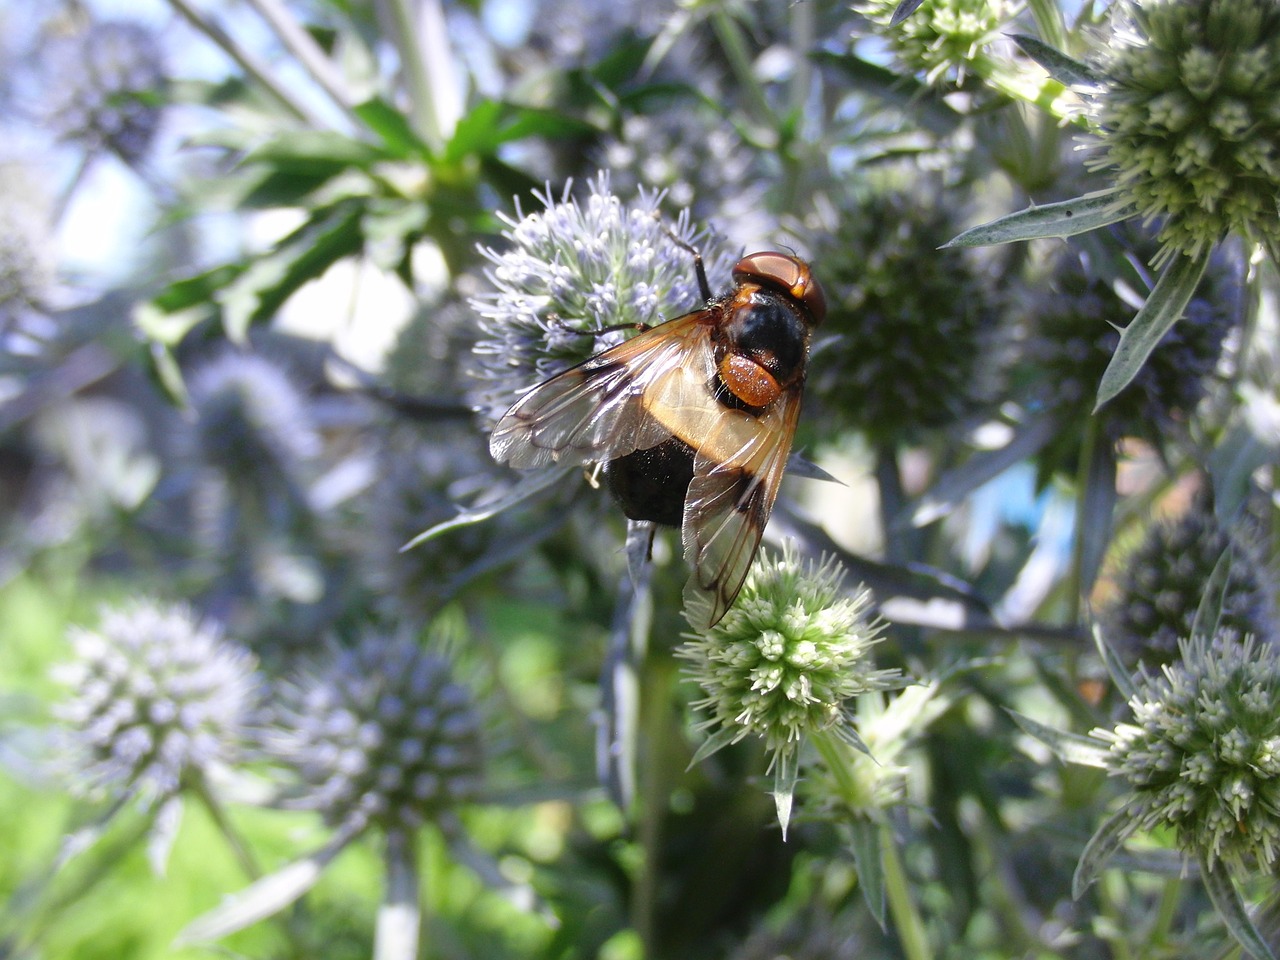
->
[[732, 251, 827, 325]]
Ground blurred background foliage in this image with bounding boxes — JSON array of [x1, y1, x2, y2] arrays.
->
[[0, 0, 1278, 957]]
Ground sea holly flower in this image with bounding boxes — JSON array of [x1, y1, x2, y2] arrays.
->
[[677, 543, 906, 836], [50, 600, 259, 873], [468, 172, 732, 427], [1016, 626, 1280, 959], [854, 0, 1023, 87], [177, 635, 504, 960], [948, 0, 1280, 407]]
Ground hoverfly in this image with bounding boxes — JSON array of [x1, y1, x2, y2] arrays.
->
[[489, 246, 826, 629]]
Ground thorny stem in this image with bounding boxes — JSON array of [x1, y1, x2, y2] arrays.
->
[[164, 0, 327, 127]]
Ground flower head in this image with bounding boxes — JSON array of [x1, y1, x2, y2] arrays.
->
[[469, 173, 731, 425], [1094, 629, 1280, 873], [42, 19, 167, 165], [1089, 0, 1280, 264], [261, 635, 483, 835], [679, 544, 903, 769], [808, 183, 1001, 443], [856, 0, 1020, 85], [52, 600, 259, 806], [1103, 505, 1274, 670]]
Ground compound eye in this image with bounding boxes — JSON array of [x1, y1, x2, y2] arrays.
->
[[732, 251, 826, 325]]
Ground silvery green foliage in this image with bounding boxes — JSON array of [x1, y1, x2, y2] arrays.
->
[[53, 600, 258, 805], [41, 19, 166, 165], [261, 635, 483, 834]]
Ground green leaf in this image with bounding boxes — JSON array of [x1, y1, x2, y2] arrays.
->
[[890, 0, 926, 26], [1190, 544, 1235, 643], [443, 101, 595, 164], [1006, 710, 1110, 768], [241, 130, 390, 174], [942, 189, 1136, 248], [354, 96, 430, 158], [1092, 620, 1139, 702], [1199, 853, 1278, 960], [772, 749, 799, 841], [1095, 250, 1211, 410], [1072, 801, 1144, 898], [217, 200, 365, 342], [1077, 430, 1117, 599], [401, 465, 576, 550], [1009, 34, 1104, 87], [844, 818, 887, 928], [1209, 408, 1279, 524]]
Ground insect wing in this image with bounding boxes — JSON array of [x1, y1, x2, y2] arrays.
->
[[489, 313, 714, 470], [681, 388, 803, 630]]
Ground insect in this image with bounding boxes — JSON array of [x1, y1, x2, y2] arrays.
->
[[489, 246, 826, 629]]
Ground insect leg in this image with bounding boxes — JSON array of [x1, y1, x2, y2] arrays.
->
[[652, 212, 713, 302]]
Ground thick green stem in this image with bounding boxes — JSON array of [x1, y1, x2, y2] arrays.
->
[[881, 822, 933, 960], [378, 0, 457, 152]]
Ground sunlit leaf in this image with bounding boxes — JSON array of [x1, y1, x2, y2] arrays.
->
[[1007, 710, 1109, 768], [1200, 853, 1277, 960], [1073, 801, 1144, 898], [1095, 251, 1211, 410], [1009, 34, 1104, 87], [943, 190, 1136, 248]]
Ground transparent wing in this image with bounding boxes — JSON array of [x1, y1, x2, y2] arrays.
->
[[681, 390, 803, 630], [489, 313, 715, 470]]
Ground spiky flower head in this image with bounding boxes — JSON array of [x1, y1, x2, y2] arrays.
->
[[42, 19, 166, 166], [679, 544, 904, 773], [1089, 0, 1280, 264], [469, 172, 731, 425], [261, 635, 483, 835], [855, 0, 1021, 85], [1103, 505, 1274, 670], [1093, 629, 1280, 874], [1024, 236, 1238, 467], [52, 601, 258, 806], [808, 184, 999, 443], [0, 163, 54, 346], [187, 350, 320, 500]]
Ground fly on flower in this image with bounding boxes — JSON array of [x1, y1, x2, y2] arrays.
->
[[489, 244, 826, 629]]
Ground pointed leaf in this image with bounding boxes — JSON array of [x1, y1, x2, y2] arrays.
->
[[943, 190, 1135, 248], [1073, 801, 1143, 898], [438, 813, 548, 917], [146, 796, 184, 877], [1091, 620, 1139, 701], [907, 414, 1059, 527], [1009, 34, 1104, 87], [1095, 251, 1211, 410], [1077, 433, 1117, 598], [1199, 853, 1277, 960], [844, 818, 887, 928], [1190, 543, 1235, 642], [890, 0, 926, 25], [175, 832, 353, 945], [687, 727, 739, 767], [1006, 710, 1110, 768], [772, 750, 799, 840], [401, 464, 576, 549], [354, 97, 430, 158]]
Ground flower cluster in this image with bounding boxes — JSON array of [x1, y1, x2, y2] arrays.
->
[[856, 0, 1019, 85], [809, 184, 999, 443], [679, 546, 903, 767], [1103, 505, 1273, 670], [261, 635, 483, 834], [52, 601, 258, 806], [1094, 629, 1280, 873], [1090, 0, 1280, 263], [469, 173, 730, 424], [42, 19, 167, 165], [1023, 235, 1238, 458]]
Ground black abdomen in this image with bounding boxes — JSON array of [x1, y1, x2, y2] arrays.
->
[[602, 437, 695, 527]]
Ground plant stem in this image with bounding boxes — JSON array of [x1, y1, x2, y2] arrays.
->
[[165, 0, 327, 127], [880, 821, 933, 960], [377, 0, 456, 152], [242, 0, 363, 130], [708, 7, 776, 137], [193, 780, 261, 881]]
